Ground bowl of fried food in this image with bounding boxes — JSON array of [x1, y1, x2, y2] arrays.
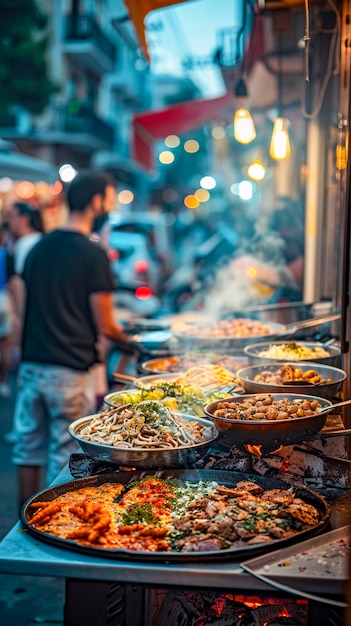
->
[[69, 401, 218, 469], [204, 393, 332, 448], [236, 362, 346, 399]]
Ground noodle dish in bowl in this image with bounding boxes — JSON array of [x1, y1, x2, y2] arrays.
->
[[244, 340, 341, 367], [69, 401, 218, 469]]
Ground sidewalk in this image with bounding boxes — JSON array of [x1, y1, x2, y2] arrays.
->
[[0, 370, 64, 626]]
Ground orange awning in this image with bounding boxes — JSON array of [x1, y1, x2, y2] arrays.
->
[[124, 0, 192, 61]]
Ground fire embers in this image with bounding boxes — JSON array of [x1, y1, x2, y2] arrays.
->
[[152, 590, 308, 626]]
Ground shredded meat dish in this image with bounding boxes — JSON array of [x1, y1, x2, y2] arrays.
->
[[25, 477, 321, 553]]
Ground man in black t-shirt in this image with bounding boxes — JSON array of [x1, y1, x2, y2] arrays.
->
[[11, 171, 131, 508]]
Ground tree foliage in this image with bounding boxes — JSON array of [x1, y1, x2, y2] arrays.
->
[[0, 0, 56, 116]]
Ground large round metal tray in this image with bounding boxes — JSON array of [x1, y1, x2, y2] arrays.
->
[[172, 320, 294, 352], [21, 469, 330, 563]]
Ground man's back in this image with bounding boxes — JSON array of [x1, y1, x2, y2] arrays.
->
[[21, 229, 115, 370]]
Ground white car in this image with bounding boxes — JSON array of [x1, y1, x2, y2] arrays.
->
[[108, 229, 161, 295]]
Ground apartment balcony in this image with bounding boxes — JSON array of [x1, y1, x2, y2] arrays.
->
[[0, 103, 115, 152], [63, 14, 117, 74], [37, 102, 115, 151]]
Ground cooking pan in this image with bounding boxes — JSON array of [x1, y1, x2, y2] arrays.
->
[[204, 395, 351, 448], [171, 314, 341, 352], [21, 469, 330, 562]]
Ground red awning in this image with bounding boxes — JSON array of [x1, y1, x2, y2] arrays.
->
[[132, 91, 233, 170]]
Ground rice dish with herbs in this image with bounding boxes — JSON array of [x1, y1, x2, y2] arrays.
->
[[258, 342, 331, 361]]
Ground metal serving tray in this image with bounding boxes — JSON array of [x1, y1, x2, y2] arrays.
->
[[241, 525, 350, 606]]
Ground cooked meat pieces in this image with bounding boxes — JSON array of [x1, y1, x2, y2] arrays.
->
[[260, 488, 295, 506]]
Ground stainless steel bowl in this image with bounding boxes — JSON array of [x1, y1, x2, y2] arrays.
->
[[243, 340, 341, 367], [139, 354, 249, 375], [236, 362, 346, 399], [69, 412, 218, 469]]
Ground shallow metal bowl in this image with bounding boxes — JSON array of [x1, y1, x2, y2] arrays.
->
[[69, 412, 218, 469], [204, 393, 332, 448], [243, 340, 341, 367], [139, 354, 249, 375], [236, 362, 346, 400]]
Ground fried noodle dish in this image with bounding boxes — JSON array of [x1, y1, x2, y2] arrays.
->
[[76, 402, 213, 449], [25, 477, 322, 553]]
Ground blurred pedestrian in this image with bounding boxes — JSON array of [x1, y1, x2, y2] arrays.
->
[[7, 202, 44, 367], [0, 221, 15, 397], [11, 171, 132, 508]]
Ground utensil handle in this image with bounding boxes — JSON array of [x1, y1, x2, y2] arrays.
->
[[321, 398, 351, 413], [320, 428, 351, 437], [112, 372, 136, 383], [284, 313, 341, 333]]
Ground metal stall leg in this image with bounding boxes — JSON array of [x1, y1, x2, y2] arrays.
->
[[64, 579, 146, 626]]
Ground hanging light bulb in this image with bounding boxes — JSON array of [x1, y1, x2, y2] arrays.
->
[[269, 38, 291, 161], [234, 109, 256, 144], [269, 117, 291, 160], [233, 78, 256, 144], [248, 159, 266, 181]]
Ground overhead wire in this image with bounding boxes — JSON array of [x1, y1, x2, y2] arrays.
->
[[300, 0, 340, 119]]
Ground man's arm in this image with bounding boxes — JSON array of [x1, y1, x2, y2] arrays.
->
[[89, 292, 130, 346]]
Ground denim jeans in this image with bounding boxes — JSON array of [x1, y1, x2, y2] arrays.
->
[[12, 362, 96, 485]]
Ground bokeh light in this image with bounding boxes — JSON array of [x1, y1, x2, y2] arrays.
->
[[200, 176, 216, 190], [49, 180, 63, 195], [118, 189, 134, 204], [238, 180, 254, 201], [184, 140, 200, 153], [135, 286, 153, 300], [165, 135, 180, 148], [184, 194, 200, 209], [211, 126, 226, 140], [159, 150, 175, 164], [59, 164, 77, 182], [0, 177, 14, 192], [16, 181, 36, 199], [248, 160, 266, 181], [195, 188, 210, 202]]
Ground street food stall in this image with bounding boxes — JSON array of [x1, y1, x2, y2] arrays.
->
[[1, 1, 351, 625]]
